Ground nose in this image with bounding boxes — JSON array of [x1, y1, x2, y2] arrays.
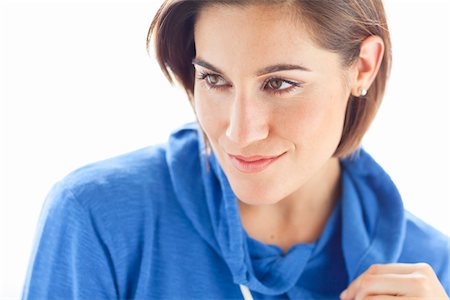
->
[[225, 92, 269, 148]]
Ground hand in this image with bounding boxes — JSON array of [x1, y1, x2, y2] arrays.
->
[[340, 263, 449, 300]]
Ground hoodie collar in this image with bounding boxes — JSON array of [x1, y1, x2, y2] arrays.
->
[[340, 151, 406, 280]]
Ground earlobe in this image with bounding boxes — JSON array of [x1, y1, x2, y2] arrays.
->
[[351, 35, 385, 97]]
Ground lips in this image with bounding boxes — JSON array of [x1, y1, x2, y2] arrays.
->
[[227, 152, 285, 174]]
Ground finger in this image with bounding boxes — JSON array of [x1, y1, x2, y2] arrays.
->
[[365, 263, 434, 275], [341, 263, 433, 299], [360, 296, 403, 300], [341, 273, 423, 300]]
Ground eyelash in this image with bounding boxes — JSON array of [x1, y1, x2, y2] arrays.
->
[[196, 71, 303, 96]]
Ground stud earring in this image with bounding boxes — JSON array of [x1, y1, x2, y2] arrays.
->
[[359, 88, 367, 97]]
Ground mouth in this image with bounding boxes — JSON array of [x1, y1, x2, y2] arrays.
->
[[227, 152, 286, 174]]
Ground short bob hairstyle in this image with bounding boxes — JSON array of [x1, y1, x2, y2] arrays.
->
[[147, 0, 392, 157]]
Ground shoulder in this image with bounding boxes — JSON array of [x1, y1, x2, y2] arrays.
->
[[25, 145, 175, 299], [37, 144, 171, 241], [24, 123, 205, 298], [59, 144, 169, 207], [45, 122, 201, 225], [58, 122, 200, 207], [401, 211, 449, 259], [400, 211, 450, 291]]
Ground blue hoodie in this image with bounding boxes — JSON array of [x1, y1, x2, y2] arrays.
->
[[23, 122, 450, 299]]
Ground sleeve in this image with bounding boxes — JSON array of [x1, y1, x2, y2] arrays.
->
[[22, 182, 119, 300], [438, 240, 450, 296]]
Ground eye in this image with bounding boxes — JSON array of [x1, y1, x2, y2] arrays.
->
[[265, 78, 296, 90], [264, 78, 302, 94], [267, 79, 285, 90], [197, 72, 228, 88], [206, 74, 223, 86]]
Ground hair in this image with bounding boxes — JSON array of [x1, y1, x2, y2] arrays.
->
[[147, 0, 392, 157]]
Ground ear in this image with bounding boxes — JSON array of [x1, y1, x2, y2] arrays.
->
[[351, 35, 385, 97]]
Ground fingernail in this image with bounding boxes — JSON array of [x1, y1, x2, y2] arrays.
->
[[340, 289, 347, 299]]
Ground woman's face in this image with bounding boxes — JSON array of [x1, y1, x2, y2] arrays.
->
[[193, 4, 353, 205]]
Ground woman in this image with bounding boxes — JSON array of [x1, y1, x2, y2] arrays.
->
[[23, 0, 449, 299]]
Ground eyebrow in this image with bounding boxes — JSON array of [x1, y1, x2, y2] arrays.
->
[[192, 58, 311, 76]]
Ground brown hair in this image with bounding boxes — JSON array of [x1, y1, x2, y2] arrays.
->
[[147, 0, 392, 157]]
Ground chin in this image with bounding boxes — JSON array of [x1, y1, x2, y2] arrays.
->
[[237, 197, 281, 206]]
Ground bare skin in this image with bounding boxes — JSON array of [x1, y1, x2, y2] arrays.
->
[[192, 3, 448, 298], [341, 263, 448, 300], [238, 157, 341, 253]]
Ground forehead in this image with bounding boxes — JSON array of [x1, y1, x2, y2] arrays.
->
[[193, 4, 340, 75]]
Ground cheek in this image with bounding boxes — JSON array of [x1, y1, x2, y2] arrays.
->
[[274, 89, 348, 150], [312, 92, 349, 148], [193, 87, 227, 140]]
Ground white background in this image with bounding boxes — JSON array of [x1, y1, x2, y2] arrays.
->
[[1, 0, 449, 298]]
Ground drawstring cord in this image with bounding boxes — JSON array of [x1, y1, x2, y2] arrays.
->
[[239, 284, 254, 300]]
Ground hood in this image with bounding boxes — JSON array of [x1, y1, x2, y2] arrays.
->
[[165, 123, 406, 296]]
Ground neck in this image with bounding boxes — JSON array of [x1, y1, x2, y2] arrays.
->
[[238, 158, 341, 252]]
